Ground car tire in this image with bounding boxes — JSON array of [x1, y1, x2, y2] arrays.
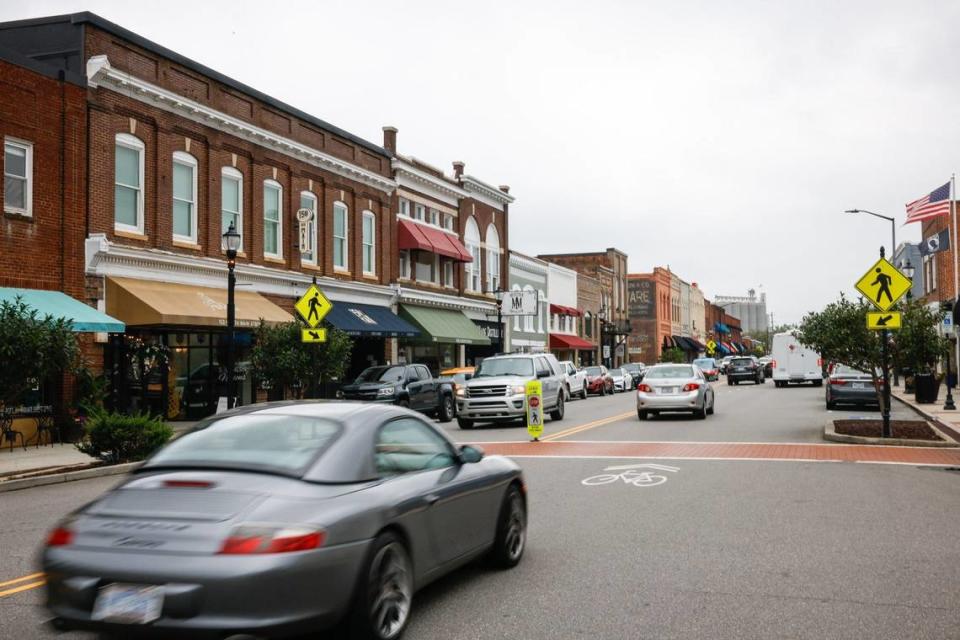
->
[[695, 405, 707, 420], [457, 417, 474, 430], [580, 386, 588, 400], [599, 384, 606, 396], [550, 393, 565, 421], [727, 379, 733, 386], [397, 398, 410, 409], [437, 395, 455, 423], [707, 396, 715, 415], [826, 400, 836, 410], [486, 485, 526, 569], [813, 380, 823, 387], [349, 531, 413, 640], [638, 409, 647, 420]]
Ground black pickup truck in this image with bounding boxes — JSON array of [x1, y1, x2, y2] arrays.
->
[[339, 364, 456, 422]]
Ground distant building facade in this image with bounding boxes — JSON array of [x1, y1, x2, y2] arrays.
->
[[714, 289, 768, 335], [506, 251, 548, 353]]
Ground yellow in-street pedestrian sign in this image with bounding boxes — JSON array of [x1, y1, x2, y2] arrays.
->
[[301, 328, 327, 343], [854, 258, 912, 312], [706, 339, 717, 354], [866, 312, 902, 331], [295, 284, 332, 328], [525, 380, 543, 441]]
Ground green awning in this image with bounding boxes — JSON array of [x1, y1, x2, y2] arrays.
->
[[0, 288, 125, 333], [399, 304, 491, 346]]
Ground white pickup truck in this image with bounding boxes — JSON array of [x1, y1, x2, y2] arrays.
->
[[560, 360, 588, 400]]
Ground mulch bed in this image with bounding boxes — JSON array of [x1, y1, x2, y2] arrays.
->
[[834, 420, 943, 441]]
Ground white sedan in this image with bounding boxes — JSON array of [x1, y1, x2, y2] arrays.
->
[[611, 367, 632, 392]]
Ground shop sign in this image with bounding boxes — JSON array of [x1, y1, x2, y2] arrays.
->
[[501, 289, 539, 316]]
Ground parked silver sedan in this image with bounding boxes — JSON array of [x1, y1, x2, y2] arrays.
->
[[42, 402, 526, 639], [636, 363, 715, 420]]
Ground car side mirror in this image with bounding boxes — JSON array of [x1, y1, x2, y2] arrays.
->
[[459, 444, 484, 464]]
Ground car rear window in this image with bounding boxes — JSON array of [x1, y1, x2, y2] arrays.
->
[[693, 359, 716, 368], [585, 366, 604, 376], [645, 366, 694, 379], [731, 358, 754, 366], [145, 414, 341, 476]]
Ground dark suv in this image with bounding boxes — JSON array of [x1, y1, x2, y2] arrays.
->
[[726, 357, 765, 385]]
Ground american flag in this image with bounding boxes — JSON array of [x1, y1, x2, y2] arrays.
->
[[905, 181, 951, 224]]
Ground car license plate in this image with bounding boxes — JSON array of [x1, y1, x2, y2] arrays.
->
[[92, 584, 163, 624], [659, 387, 676, 395], [852, 382, 865, 389]]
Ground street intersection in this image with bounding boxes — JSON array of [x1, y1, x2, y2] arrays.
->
[[2, 382, 958, 639]]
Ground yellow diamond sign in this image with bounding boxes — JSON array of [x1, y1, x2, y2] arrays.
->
[[854, 258, 912, 312], [295, 285, 332, 328], [301, 328, 327, 343], [866, 311, 902, 331]]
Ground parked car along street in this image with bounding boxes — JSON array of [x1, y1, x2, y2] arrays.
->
[[636, 363, 715, 420], [610, 367, 633, 393], [622, 362, 645, 388], [560, 360, 588, 400], [583, 365, 615, 396], [726, 356, 765, 385], [456, 353, 566, 429], [340, 364, 456, 422], [825, 365, 880, 409], [692, 357, 720, 381]]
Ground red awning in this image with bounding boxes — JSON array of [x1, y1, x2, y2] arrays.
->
[[549, 303, 583, 317], [397, 219, 473, 262], [397, 218, 433, 252], [550, 333, 595, 350]]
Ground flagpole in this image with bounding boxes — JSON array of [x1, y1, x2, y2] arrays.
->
[[952, 173, 958, 396]]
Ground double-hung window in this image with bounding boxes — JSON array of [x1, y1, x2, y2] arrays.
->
[[399, 198, 410, 217], [362, 210, 376, 275], [333, 201, 348, 270], [399, 250, 411, 279], [414, 203, 425, 221], [172, 152, 198, 243], [263, 180, 282, 258], [221, 167, 243, 247], [3, 138, 32, 216], [428, 208, 439, 226], [114, 134, 144, 234], [443, 259, 454, 287], [443, 213, 454, 230], [300, 192, 318, 264]]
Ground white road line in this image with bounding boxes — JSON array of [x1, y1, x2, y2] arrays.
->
[[505, 439, 958, 450], [500, 454, 958, 467]]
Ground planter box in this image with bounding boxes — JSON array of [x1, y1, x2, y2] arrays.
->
[[914, 373, 940, 404]]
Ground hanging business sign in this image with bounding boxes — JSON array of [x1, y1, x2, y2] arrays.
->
[[501, 289, 539, 316]]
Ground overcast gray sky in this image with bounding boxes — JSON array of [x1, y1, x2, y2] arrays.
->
[[6, 0, 959, 323]]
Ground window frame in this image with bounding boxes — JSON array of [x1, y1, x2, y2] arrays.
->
[[3, 137, 33, 217], [263, 179, 283, 259], [333, 201, 349, 270], [464, 217, 482, 293], [414, 203, 425, 221], [300, 190, 318, 265], [443, 259, 454, 288], [362, 210, 376, 275], [399, 249, 411, 279], [172, 151, 198, 244], [221, 167, 243, 249], [399, 198, 410, 217], [114, 133, 145, 235]]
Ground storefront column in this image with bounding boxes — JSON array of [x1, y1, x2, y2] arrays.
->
[[387, 337, 398, 365], [458, 344, 466, 367]]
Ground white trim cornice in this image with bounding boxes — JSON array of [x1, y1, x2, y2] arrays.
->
[[84, 234, 397, 306], [86, 55, 396, 195], [392, 159, 468, 206], [397, 285, 497, 316], [460, 174, 515, 209], [509, 251, 549, 275]]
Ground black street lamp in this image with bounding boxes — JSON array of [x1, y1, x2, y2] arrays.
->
[[222, 222, 242, 409], [487, 285, 507, 354]]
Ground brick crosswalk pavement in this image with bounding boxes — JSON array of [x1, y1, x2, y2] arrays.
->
[[478, 440, 960, 466]]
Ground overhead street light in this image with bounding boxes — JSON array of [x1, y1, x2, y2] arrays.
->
[[845, 209, 896, 258]]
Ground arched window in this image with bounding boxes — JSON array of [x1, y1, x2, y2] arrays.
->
[[114, 133, 144, 234], [537, 289, 546, 334], [512, 284, 522, 331], [523, 285, 535, 332], [464, 217, 481, 292], [485, 224, 501, 292], [172, 151, 198, 243], [584, 311, 593, 338]]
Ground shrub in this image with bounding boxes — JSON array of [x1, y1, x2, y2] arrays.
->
[[76, 409, 173, 463]]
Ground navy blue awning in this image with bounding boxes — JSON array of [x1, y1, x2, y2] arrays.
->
[[325, 302, 420, 338]]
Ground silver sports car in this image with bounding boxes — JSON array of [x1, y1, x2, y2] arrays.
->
[[42, 402, 526, 639]]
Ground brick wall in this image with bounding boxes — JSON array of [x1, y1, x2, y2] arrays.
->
[[920, 212, 957, 303], [0, 58, 87, 297]]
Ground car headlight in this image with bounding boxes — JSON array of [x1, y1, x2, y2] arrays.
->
[[335, 390, 344, 399], [512, 385, 526, 395], [456, 386, 467, 397], [377, 387, 395, 397]]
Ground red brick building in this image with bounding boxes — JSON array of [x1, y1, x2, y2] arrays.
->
[[627, 268, 673, 363]]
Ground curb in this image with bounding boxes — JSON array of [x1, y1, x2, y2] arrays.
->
[[0, 462, 141, 493], [891, 393, 960, 442], [822, 420, 959, 448]]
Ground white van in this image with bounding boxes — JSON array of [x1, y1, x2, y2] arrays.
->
[[771, 332, 823, 387]]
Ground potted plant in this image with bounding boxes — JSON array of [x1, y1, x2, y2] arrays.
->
[[891, 302, 948, 404]]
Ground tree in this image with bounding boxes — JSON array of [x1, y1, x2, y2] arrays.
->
[[891, 300, 947, 375], [659, 347, 686, 363], [800, 294, 885, 408], [250, 322, 353, 398], [0, 298, 79, 409]]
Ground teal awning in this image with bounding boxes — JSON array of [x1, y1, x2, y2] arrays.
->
[[0, 288, 125, 333]]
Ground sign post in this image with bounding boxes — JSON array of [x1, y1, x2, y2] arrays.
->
[[855, 249, 913, 438], [525, 380, 543, 442]]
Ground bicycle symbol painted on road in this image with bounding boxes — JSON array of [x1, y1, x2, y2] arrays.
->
[[581, 463, 680, 488]]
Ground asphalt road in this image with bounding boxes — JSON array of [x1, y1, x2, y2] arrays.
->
[[1, 381, 957, 639]]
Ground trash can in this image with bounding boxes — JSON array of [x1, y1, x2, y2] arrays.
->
[[914, 373, 940, 404]]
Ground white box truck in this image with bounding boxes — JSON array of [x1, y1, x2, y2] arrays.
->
[[771, 332, 823, 387]]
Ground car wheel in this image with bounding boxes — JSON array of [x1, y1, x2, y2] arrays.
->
[[437, 395, 455, 423], [599, 384, 606, 396], [695, 404, 707, 419], [486, 485, 526, 569], [826, 399, 836, 410], [550, 393, 565, 421], [349, 531, 413, 640], [727, 379, 733, 386], [397, 398, 410, 409], [707, 396, 715, 415], [580, 386, 588, 400], [638, 408, 647, 420], [457, 417, 474, 430]]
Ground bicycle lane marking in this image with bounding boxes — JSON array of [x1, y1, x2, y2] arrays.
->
[[581, 463, 680, 487]]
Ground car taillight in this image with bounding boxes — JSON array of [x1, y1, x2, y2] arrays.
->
[[817, 358, 823, 367], [683, 383, 700, 391], [46, 526, 74, 547], [219, 525, 325, 555], [828, 378, 846, 385], [637, 384, 652, 393], [164, 480, 214, 489], [771, 360, 777, 368]]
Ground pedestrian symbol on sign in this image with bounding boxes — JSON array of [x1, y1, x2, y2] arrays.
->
[[854, 258, 912, 312], [870, 268, 893, 305]]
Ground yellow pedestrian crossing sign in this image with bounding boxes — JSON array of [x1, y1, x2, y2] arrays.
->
[[866, 312, 902, 331], [706, 340, 717, 354], [295, 285, 332, 328], [854, 258, 912, 312], [301, 328, 327, 343]]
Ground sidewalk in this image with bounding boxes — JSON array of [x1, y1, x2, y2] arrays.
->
[[890, 383, 960, 441], [0, 421, 198, 482]]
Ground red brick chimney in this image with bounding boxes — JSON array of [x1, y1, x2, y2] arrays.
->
[[452, 161, 464, 179], [382, 126, 397, 154]]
